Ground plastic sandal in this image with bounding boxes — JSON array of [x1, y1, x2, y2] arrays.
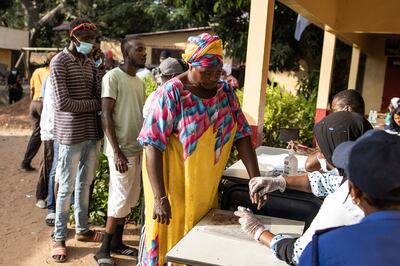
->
[[52, 246, 67, 263], [94, 255, 116, 266]]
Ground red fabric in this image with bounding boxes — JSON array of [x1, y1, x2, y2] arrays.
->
[[106, 50, 113, 59]]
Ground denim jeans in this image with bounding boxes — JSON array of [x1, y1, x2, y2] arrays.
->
[[54, 140, 98, 241], [47, 140, 59, 213]]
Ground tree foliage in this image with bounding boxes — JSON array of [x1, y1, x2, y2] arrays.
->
[[0, 0, 328, 72], [178, 0, 323, 70]]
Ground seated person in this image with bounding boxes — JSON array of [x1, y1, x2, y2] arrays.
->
[[291, 89, 367, 172], [384, 97, 399, 126], [298, 130, 400, 266], [235, 111, 371, 265], [384, 106, 400, 135]]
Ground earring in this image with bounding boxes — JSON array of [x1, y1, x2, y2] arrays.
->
[[352, 198, 360, 205]]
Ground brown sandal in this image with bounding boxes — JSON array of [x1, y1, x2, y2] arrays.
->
[[75, 230, 104, 242], [52, 245, 67, 263]]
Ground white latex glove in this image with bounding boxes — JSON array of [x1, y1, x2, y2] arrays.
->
[[234, 206, 269, 241], [249, 175, 287, 210]]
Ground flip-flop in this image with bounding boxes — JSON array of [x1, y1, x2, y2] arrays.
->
[[111, 245, 138, 257], [52, 246, 67, 263], [75, 230, 104, 242], [45, 213, 55, 227], [94, 254, 116, 266]]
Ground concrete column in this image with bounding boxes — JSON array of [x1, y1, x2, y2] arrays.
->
[[315, 30, 336, 123], [242, 0, 275, 147], [348, 45, 361, 90]]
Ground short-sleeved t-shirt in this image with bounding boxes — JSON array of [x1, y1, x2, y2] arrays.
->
[[31, 66, 50, 100], [102, 67, 146, 157]]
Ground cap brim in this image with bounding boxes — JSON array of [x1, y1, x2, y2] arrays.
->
[[332, 141, 356, 172]]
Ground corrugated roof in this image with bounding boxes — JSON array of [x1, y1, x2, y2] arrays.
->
[[126, 26, 212, 38]]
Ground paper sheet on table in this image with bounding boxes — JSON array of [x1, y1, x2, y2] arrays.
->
[[257, 154, 307, 171]]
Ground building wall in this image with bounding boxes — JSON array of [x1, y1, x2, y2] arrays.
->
[[361, 38, 387, 112], [0, 48, 12, 70], [268, 70, 307, 94], [139, 30, 213, 65], [0, 26, 29, 50]]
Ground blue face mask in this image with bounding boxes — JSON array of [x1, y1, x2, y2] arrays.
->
[[95, 58, 102, 67], [74, 36, 93, 55]]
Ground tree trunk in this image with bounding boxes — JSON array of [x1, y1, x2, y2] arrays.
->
[[20, 0, 39, 31], [29, 2, 66, 45]]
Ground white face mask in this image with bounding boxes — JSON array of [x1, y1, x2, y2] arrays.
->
[[317, 156, 339, 176], [317, 156, 328, 172]]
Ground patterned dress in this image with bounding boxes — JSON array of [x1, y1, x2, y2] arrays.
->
[[137, 78, 251, 265]]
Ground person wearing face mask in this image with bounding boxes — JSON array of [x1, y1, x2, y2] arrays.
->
[[289, 89, 367, 169], [6, 67, 23, 104], [50, 18, 104, 263], [137, 33, 260, 266], [298, 130, 400, 266], [235, 111, 372, 265]]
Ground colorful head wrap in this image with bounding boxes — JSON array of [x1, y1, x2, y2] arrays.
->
[[182, 33, 223, 67]]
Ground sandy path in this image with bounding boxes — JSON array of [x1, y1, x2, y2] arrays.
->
[[0, 130, 138, 266]]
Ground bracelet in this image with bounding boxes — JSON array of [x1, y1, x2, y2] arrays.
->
[[155, 195, 168, 201]]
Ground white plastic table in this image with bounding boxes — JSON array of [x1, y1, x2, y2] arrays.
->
[[223, 146, 308, 180], [166, 209, 304, 266]]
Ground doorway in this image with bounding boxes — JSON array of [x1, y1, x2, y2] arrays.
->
[[382, 57, 400, 110]]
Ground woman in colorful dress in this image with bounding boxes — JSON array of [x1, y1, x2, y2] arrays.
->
[[137, 33, 260, 265]]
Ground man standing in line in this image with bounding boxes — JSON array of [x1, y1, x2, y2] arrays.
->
[[94, 37, 147, 265], [21, 52, 54, 172], [50, 18, 103, 263]]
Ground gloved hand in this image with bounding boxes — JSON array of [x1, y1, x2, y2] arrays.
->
[[249, 176, 287, 210], [234, 206, 269, 241]]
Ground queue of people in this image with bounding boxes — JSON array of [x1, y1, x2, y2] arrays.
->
[[19, 15, 399, 266]]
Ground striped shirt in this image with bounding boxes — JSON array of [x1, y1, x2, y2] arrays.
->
[[50, 48, 102, 145]]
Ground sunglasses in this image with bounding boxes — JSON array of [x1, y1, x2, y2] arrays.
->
[[69, 23, 97, 36]]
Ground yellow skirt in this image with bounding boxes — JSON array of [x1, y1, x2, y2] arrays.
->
[[140, 126, 236, 265]]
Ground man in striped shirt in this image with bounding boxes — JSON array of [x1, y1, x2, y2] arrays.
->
[[50, 18, 103, 263]]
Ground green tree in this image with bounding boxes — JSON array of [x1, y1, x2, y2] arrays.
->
[[178, 0, 323, 70]]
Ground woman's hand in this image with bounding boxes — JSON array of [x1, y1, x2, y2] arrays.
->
[[234, 206, 269, 241], [153, 197, 172, 225]]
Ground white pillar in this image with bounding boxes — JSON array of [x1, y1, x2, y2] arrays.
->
[[242, 0, 275, 146], [315, 30, 336, 123], [348, 45, 361, 90]]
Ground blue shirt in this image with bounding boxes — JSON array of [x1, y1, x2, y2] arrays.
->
[[298, 211, 400, 266]]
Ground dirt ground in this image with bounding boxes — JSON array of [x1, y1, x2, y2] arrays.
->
[[0, 99, 139, 266]]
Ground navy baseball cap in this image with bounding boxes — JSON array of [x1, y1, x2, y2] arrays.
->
[[332, 130, 400, 201]]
